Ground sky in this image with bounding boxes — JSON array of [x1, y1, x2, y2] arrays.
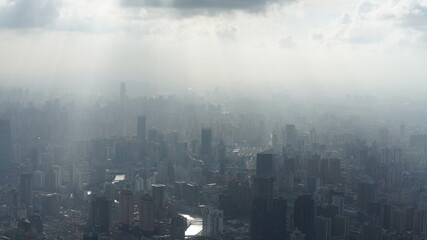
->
[[0, 0, 427, 96]]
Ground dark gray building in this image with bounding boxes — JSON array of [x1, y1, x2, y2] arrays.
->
[[137, 115, 147, 140], [201, 128, 212, 160], [0, 119, 11, 169]]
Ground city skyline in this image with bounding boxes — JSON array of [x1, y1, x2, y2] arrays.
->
[[1, 0, 427, 240]]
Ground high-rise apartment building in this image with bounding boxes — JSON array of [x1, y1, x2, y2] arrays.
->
[[19, 172, 33, 208], [0, 119, 12, 169], [294, 195, 315, 240], [89, 195, 112, 233], [140, 194, 155, 235], [201, 128, 212, 160], [152, 184, 165, 218], [137, 115, 147, 140], [119, 189, 134, 229]]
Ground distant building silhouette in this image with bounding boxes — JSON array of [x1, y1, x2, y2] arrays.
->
[[256, 153, 274, 176], [201, 128, 212, 160], [140, 194, 155, 236], [119, 189, 134, 229], [284, 124, 298, 147], [253, 153, 275, 210], [89, 195, 112, 233], [251, 152, 285, 239], [332, 215, 349, 238], [19, 172, 33, 208], [217, 141, 226, 175], [30, 148, 39, 171], [152, 184, 165, 218], [137, 115, 147, 140], [0, 119, 12, 169], [294, 195, 315, 240], [315, 216, 331, 240], [358, 182, 377, 213], [251, 197, 287, 239], [120, 82, 126, 101], [45, 168, 57, 193], [252, 176, 274, 210]]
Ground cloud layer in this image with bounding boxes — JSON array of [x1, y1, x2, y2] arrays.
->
[[0, 0, 61, 28], [121, 0, 295, 13], [312, 0, 427, 45]]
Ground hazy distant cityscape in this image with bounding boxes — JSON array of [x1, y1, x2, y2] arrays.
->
[[2, 0, 427, 239], [0, 82, 426, 240]]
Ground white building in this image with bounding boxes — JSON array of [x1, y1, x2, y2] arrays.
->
[[202, 206, 223, 239]]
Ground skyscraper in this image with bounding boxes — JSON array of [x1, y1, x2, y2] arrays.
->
[[140, 194, 155, 235], [294, 195, 315, 240], [256, 153, 274, 176], [217, 141, 226, 175], [251, 197, 269, 239], [119, 189, 134, 229], [252, 176, 274, 210], [270, 198, 288, 239], [89, 195, 111, 233], [8, 188, 18, 219], [315, 216, 332, 240], [0, 119, 11, 169], [284, 124, 298, 147], [33, 170, 45, 190], [137, 115, 147, 140], [19, 172, 33, 208], [251, 197, 287, 239], [152, 184, 165, 218], [201, 128, 212, 160], [45, 168, 57, 193], [203, 206, 224, 239], [358, 182, 377, 213], [251, 152, 280, 239], [253, 152, 275, 210], [31, 148, 39, 171], [272, 132, 278, 150]]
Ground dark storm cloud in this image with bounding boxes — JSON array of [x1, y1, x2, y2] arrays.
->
[[0, 0, 61, 28], [121, 0, 295, 12]]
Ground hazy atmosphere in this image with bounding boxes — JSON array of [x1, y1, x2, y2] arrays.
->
[[1, 0, 427, 95], [1, 1, 427, 240]]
